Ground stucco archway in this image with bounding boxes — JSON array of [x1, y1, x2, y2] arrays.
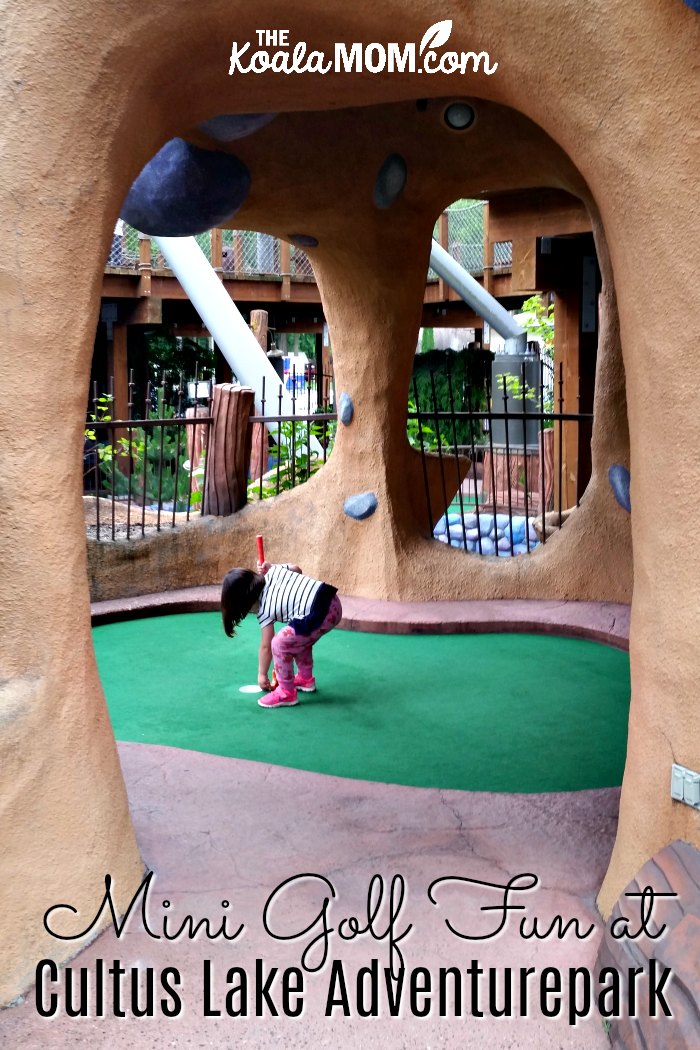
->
[[2, 0, 699, 1004]]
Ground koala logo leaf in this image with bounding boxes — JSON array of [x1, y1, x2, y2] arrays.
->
[[419, 19, 453, 56]]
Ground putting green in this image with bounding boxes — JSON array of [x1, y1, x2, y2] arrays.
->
[[94, 613, 630, 793]]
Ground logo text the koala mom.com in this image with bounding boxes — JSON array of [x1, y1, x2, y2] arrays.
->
[[228, 21, 498, 77]]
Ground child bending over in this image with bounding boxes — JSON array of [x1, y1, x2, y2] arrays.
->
[[221, 560, 342, 708]]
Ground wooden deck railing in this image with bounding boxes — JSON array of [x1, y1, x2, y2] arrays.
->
[[106, 202, 513, 283]]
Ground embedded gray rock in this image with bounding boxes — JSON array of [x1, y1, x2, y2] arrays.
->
[[608, 464, 631, 513], [338, 392, 354, 426], [288, 233, 319, 248], [344, 492, 378, 520], [198, 113, 277, 142], [373, 153, 407, 209]]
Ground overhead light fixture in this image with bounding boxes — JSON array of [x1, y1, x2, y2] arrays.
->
[[443, 102, 476, 131]]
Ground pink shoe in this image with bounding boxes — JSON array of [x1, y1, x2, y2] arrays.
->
[[258, 686, 298, 709], [293, 673, 316, 693]]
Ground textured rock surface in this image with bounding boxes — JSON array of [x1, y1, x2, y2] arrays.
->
[[121, 138, 250, 235], [597, 840, 700, 1049]]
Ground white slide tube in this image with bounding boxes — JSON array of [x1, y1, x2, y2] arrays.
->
[[429, 239, 528, 354], [155, 235, 322, 454]]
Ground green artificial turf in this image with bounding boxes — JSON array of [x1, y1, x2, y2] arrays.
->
[[93, 613, 630, 793]]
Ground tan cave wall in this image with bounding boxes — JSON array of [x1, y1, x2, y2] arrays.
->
[[1, 0, 698, 1004]]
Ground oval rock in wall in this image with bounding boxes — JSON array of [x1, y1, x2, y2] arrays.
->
[[338, 393, 354, 426], [373, 154, 407, 209], [344, 492, 378, 520]]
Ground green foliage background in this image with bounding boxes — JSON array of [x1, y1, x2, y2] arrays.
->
[[411, 346, 493, 447]]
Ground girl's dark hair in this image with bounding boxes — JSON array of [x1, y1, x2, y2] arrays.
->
[[221, 568, 265, 637]]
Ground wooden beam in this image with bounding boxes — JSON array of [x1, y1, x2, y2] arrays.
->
[[125, 297, 162, 325], [488, 189, 591, 242], [138, 233, 151, 270], [107, 323, 129, 421], [553, 287, 580, 512], [249, 310, 270, 483], [274, 320, 324, 334], [423, 271, 513, 304], [510, 237, 538, 294], [420, 305, 483, 328]]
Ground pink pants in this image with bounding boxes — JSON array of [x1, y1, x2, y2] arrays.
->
[[271, 595, 343, 690]]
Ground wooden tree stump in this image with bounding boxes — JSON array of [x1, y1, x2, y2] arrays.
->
[[203, 384, 254, 515]]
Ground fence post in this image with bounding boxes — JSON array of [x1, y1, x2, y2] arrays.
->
[[280, 239, 291, 301], [249, 309, 270, 483], [437, 211, 449, 301], [203, 384, 254, 515], [234, 232, 244, 273], [482, 202, 492, 296], [211, 227, 223, 273]]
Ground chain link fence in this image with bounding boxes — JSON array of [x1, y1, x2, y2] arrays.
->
[[290, 245, 314, 278], [493, 241, 513, 267], [106, 224, 140, 267], [447, 200, 485, 273], [427, 199, 488, 278], [194, 231, 212, 264], [221, 230, 280, 275], [107, 209, 507, 279]]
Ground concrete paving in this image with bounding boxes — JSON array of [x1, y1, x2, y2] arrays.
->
[[2, 595, 628, 1047], [3, 743, 619, 1049]]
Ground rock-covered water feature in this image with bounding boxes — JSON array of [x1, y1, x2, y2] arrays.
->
[[434, 509, 540, 556]]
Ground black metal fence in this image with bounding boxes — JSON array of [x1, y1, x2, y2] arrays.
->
[[85, 358, 590, 554], [409, 359, 592, 557], [246, 367, 336, 503], [85, 365, 336, 541], [84, 371, 214, 541]]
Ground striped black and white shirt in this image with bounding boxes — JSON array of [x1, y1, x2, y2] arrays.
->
[[257, 564, 323, 630]]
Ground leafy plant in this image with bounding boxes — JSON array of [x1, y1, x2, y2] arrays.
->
[[144, 332, 216, 380], [407, 399, 438, 451], [84, 394, 139, 486], [495, 371, 553, 431], [285, 332, 317, 358], [85, 391, 201, 510], [411, 346, 492, 447], [181, 450, 206, 507], [247, 419, 332, 501], [419, 327, 435, 354], [519, 294, 554, 357], [497, 372, 539, 402]]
